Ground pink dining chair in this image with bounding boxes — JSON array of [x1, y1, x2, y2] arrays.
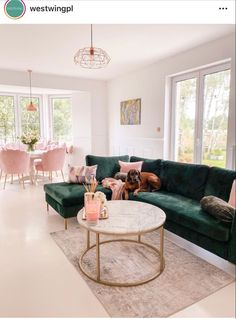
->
[[35, 147, 66, 182], [0, 149, 30, 189]]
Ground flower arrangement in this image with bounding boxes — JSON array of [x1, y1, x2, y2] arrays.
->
[[83, 176, 98, 193], [20, 131, 39, 151], [94, 191, 107, 205]]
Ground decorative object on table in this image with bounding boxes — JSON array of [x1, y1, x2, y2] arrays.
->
[[200, 195, 235, 224], [84, 192, 100, 225], [83, 188, 109, 221], [94, 191, 109, 218], [26, 70, 37, 111], [68, 164, 97, 184], [120, 98, 141, 125], [20, 131, 39, 152], [74, 24, 110, 69]]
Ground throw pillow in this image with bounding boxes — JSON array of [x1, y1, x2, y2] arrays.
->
[[228, 180, 236, 208], [200, 195, 235, 224], [114, 172, 127, 182], [119, 160, 143, 173], [68, 164, 97, 184]]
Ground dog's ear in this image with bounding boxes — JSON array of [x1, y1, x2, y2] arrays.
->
[[126, 170, 132, 182]]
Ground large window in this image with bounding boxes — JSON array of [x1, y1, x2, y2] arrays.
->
[[0, 95, 16, 144], [0, 93, 73, 144], [172, 63, 231, 168], [20, 96, 41, 136], [51, 97, 72, 143]]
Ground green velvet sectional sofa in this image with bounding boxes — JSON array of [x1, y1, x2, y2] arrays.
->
[[44, 155, 236, 264]]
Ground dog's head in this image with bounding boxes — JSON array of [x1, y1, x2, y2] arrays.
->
[[127, 169, 141, 184]]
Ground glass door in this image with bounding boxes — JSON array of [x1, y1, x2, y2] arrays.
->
[[201, 69, 231, 168], [172, 63, 231, 168], [173, 75, 198, 163]]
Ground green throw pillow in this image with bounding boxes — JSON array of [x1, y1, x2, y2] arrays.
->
[[200, 195, 235, 224]]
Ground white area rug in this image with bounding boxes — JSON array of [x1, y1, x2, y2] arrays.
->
[[51, 222, 234, 317]]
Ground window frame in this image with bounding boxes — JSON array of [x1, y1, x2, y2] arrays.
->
[[48, 95, 73, 142], [171, 61, 231, 167]]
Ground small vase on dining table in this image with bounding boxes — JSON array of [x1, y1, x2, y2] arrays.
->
[[27, 144, 34, 152]]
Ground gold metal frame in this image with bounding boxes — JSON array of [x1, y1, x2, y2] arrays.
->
[[78, 227, 165, 287]]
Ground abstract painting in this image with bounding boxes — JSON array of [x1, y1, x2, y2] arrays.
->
[[120, 98, 141, 125]]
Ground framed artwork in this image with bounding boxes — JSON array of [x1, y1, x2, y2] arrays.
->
[[120, 98, 141, 125]]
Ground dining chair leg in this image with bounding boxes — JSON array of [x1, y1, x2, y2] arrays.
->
[[22, 174, 25, 189], [61, 170, 65, 182], [0, 169, 2, 182], [3, 174, 7, 190], [47, 203, 49, 212], [18, 174, 21, 184], [43, 171, 44, 179], [34, 171, 38, 184], [11, 174, 13, 184]]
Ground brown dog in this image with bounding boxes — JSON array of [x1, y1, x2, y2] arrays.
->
[[124, 169, 161, 200]]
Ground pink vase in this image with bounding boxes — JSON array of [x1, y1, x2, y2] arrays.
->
[[84, 193, 100, 224]]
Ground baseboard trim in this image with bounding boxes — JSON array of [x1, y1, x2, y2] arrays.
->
[[165, 230, 236, 278]]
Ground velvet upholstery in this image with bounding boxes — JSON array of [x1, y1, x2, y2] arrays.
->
[[160, 160, 209, 201], [44, 156, 236, 263], [44, 182, 112, 207], [129, 191, 230, 242], [204, 167, 236, 202], [86, 155, 129, 181], [130, 156, 162, 177]]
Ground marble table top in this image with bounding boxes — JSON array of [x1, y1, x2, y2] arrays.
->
[[77, 200, 166, 236]]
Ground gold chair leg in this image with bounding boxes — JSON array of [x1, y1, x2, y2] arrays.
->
[[64, 218, 68, 230], [61, 170, 65, 182], [0, 169, 2, 182], [11, 174, 13, 184], [96, 233, 100, 281], [18, 174, 21, 184], [47, 203, 49, 212], [22, 174, 25, 189], [3, 174, 7, 190]]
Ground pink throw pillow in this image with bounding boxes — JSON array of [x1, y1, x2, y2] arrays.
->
[[228, 180, 236, 208], [68, 164, 97, 184], [119, 160, 143, 173]]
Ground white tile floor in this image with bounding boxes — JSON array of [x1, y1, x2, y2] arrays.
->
[[0, 177, 235, 317]]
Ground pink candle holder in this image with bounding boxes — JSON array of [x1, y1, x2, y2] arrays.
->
[[84, 193, 100, 224]]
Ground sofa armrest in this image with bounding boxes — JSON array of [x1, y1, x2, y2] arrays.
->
[[228, 211, 236, 263]]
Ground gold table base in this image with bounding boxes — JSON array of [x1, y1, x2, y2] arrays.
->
[[78, 227, 165, 287]]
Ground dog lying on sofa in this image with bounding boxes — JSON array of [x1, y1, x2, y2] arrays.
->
[[124, 169, 161, 200]]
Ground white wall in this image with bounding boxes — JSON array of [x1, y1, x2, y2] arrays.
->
[[0, 69, 109, 163], [108, 33, 235, 168]]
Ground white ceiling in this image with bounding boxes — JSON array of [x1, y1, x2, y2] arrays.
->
[[0, 25, 234, 81]]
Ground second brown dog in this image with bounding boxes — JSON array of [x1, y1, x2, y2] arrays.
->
[[124, 169, 161, 200]]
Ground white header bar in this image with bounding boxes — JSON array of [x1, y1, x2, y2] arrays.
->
[[0, 1, 235, 24]]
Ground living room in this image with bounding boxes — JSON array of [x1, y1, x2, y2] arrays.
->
[[0, 2, 235, 318]]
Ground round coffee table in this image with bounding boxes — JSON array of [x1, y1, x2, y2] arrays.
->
[[77, 200, 166, 287]]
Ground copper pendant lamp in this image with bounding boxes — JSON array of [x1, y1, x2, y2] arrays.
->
[[27, 70, 37, 111], [74, 25, 110, 69]]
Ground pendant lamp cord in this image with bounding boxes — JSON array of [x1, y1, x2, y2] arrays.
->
[[28, 70, 32, 102], [91, 24, 93, 48]]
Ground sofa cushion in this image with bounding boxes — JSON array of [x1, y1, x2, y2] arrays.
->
[[160, 160, 209, 200], [204, 167, 236, 202], [129, 191, 230, 242], [86, 155, 129, 181], [44, 183, 112, 207], [130, 156, 162, 177]]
